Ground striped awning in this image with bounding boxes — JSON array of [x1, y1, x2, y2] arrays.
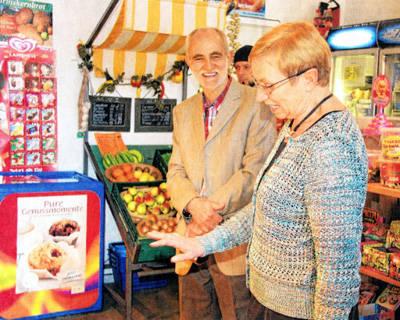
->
[[93, 0, 227, 78]]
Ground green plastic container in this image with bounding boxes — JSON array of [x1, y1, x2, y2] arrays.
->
[[111, 181, 176, 262]]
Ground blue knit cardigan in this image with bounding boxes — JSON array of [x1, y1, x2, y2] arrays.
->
[[198, 109, 368, 319]]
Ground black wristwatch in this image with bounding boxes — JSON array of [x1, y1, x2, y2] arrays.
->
[[182, 208, 192, 223]]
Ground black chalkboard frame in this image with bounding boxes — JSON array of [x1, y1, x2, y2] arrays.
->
[[134, 98, 176, 132], [88, 95, 131, 132]]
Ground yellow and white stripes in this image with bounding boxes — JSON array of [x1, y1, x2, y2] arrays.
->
[[93, 0, 227, 78]]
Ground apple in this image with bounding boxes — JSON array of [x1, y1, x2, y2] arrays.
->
[[136, 203, 147, 215], [166, 200, 174, 211], [149, 175, 156, 181], [147, 214, 158, 223], [159, 182, 167, 190], [139, 172, 150, 182], [152, 206, 162, 215], [163, 190, 170, 200], [144, 194, 155, 206], [150, 186, 160, 197], [160, 202, 171, 214], [133, 170, 143, 179], [127, 201, 138, 212], [155, 194, 165, 204], [134, 192, 144, 204], [122, 193, 133, 204], [128, 187, 137, 196], [47, 26, 53, 35]]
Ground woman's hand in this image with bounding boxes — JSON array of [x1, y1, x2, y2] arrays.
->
[[148, 231, 205, 263]]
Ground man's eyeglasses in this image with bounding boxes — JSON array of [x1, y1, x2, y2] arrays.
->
[[253, 67, 313, 96]]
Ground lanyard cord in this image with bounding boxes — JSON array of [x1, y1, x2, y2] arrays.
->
[[256, 93, 334, 193], [289, 93, 333, 135]]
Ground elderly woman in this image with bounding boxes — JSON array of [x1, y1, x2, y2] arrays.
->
[[150, 21, 368, 320]]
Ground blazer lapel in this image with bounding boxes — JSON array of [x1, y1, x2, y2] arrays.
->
[[191, 94, 206, 147], [205, 80, 242, 144]]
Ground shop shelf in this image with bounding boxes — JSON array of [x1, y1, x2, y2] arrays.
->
[[360, 266, 400, 287], [367, 183, 400, 198]]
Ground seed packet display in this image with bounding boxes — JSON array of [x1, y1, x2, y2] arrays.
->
[[0, 41, 58, 172]]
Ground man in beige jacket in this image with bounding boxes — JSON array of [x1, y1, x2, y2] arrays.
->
[[166, 27, 276, 319]]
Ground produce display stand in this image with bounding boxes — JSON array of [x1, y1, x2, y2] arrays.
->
[[84, 142, 175, 320]]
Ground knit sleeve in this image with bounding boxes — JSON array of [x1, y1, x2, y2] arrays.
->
[[305, 134, 367, 319], [197, 202, 253, 256]]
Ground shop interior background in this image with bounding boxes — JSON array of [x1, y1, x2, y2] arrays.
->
[[18, 0, 400, 281]]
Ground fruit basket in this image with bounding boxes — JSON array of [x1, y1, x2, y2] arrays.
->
[[105, 163, 162, 184], [112, 181, 176, 262], [120, 188, 176, 223], [112, 180, 176, 222], [136, 217, 177, 237]]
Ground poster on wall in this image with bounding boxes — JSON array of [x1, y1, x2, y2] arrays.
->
[[0, 0, 53, 46], [204, 0, 265, 18], [0, 38, 58, 172]]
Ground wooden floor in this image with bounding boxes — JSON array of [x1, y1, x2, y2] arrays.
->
[[49, 275, 179, 320]]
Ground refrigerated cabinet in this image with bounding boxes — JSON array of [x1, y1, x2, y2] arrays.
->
[[0, 171, 105, 320], [331, 49, 378, 117], [380, 48, 400, 117]]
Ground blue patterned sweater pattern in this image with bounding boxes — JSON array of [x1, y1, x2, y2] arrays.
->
[[198, 109, 368, 319]]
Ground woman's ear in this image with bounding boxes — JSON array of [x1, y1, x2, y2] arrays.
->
[[303, 67, 319, 91]]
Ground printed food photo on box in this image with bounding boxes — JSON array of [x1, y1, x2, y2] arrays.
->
[[0, 0, 53, 47]]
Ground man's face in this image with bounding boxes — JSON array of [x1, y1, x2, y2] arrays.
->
[[234, 61, 254, 86], [185, 30, 232, 93]]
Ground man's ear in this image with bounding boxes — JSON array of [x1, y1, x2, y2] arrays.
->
[[185, 55, 191, 69]]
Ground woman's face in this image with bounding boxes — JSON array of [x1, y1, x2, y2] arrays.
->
[[251, 56, 303, 120]]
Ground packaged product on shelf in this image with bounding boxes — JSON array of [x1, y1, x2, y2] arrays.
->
[[367, 150, 381, 182], [376, 284, 400, 311], [359, 282, 380, 305], [363, 207, 383, 226], [381, 127, 400, 159], [362, 243, 393, 275], [363, 221, 389, 242], [380, 158, 400, 189], [389, 254, 400, 281], [386, 220, 400, 249]]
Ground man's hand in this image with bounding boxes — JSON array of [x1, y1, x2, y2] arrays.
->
[[185, 221, 206, 237], [186, 198, 224, 234]]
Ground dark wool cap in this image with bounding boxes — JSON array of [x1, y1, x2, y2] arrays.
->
[[234, 45, 253, 64]]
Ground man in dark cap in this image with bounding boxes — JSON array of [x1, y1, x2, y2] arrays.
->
[[234, 45, 254, 86]]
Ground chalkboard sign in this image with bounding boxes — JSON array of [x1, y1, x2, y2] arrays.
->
[[134, 98, 176, 132], [88, 96, 131, 132]]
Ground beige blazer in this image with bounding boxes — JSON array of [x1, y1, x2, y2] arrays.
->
[[167, 79, 276, 276]]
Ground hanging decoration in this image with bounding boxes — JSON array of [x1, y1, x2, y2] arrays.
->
[[76, 43, 185, 123], [226, 11, 241, 75]]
